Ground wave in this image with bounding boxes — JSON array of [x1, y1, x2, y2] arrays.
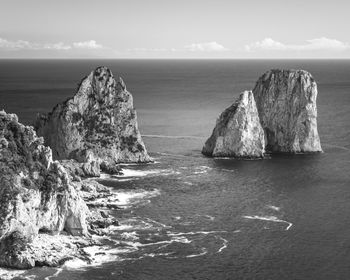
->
[[108, 168, 180, 179], [87, 188, 160, 210], [266, 205, 281, 211], [216, 236, 228, 253], [186, 248, 208, 258], [167, 230, 227, 236], [243, 215, 293, 231]]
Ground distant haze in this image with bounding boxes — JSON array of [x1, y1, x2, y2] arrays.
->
[[1, 0, 350, 59]]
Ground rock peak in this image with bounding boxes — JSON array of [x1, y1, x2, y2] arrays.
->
[[202, 91, 265, 158], [35, 66, 151, 171], [253, 69, 322, 153]]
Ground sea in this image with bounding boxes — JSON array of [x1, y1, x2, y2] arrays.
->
[[0, 59, 350, 280]]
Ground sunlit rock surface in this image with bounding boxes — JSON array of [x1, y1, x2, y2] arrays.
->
[[253, 69, 322, 153], [202, 91, 265, 158], [0, 111, 89, 268]]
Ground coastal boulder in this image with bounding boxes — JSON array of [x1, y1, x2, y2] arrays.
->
[[0, 110, 89, 268], [35, 66, 151, 172], [202, 91, 265, 158], [253, 69, 322, 153]]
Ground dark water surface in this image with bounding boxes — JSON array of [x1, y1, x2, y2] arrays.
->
[[1, 59, 350, 280]]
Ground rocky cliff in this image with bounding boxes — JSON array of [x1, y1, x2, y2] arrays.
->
[[253, 69, 322, 153], [0, 111, 89, 268], [202, 91, 265, 158], [35, 66, 151, 172]]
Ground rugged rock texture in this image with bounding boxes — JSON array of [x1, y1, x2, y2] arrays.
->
[[0, 110, 90, 268], [253, 69, 322, 153], [35, 66, 151, 172], [202, 91, 265, 158]]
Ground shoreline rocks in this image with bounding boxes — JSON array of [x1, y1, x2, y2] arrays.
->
[[35, 66, 152, 173], [202, 91, 265, 158], [0, 111, 123, 269]]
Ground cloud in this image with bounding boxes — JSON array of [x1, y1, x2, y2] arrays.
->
[[72, 40, 103, 49], [43, 42, 71, 50], [246, 37, 350, 52], [0, 37, 103, 51], [184, 41, 228, 52], [127, 47, 171, 52]]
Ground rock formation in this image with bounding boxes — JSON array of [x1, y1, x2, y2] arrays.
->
[[202, 91, 265, 158], [35, 66, 151, 172], [0, 110, 90, 268], [253, 69, 322, 153]]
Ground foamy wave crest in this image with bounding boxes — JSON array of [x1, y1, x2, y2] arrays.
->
[[243, 215, 293, 230], [216, 236, 228, 253], [186, 248, 208, 258], [266, 205, 281, 211], [88, 188, 160, 209]]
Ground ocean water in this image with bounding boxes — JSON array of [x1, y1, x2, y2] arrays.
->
[[0, 59, 350, 280]]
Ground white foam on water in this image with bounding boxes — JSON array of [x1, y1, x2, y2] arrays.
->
[[63, 259, 87, 269], [167, 230, 227, 236], [266, 205, 281, 211], [216, 236, 228, 253], [194, 166, 211, 173], [243, 215, 293, 231], [198, 214, 215, 221], [120, 231, 139, 241], [0, 268, 27, 280], [113, 188, 161, 206], [183, 181, 193, 185], [186, 248, 208, 258]]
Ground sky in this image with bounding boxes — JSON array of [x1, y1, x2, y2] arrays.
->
[[1, 0, 350, 59]]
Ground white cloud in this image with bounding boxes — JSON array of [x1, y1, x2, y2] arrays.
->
[[127, 47, 169, 52], [73, 40, 103, 49], [184, 41, 228, 52], [0, 37, 104, 51], [0, 38, 34, 50], [43, 42, 71, 50], [246, 37, 350, 52]]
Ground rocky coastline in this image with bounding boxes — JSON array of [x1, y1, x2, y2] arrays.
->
[[0, 66, 152, 271]]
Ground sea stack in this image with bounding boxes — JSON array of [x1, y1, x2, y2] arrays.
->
[[253, 69, 322, 153], [0, 111, 89, 268], [35, 66, 151, 172], [202, 91, 265, 158]]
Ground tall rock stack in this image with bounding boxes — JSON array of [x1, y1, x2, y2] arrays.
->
[[253, 69, 322, 153], [35, 66, 151, 172], [203, 69, 322, 158], [202, 91, 265, 158]]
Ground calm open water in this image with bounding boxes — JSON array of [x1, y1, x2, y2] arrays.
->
[[0, 59, 350, 280]]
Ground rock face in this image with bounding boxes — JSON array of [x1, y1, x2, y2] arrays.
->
[[0, 111, 89, 268], [35, 66, 151, 171], [202, 91, 265, 158], [253, 69, 322, 153]]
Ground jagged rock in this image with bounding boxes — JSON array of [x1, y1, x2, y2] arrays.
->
[[35, 66, 151, 172], [253, 69, 322, 153], [202, 91, 265, 158], [0, 111, 90, 268]]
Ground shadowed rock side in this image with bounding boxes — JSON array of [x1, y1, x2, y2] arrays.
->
[[253, 69, 322, 153], [202, 91, 265, 158], [35, 66, 151, 172], [0, 111, 89, 268]]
